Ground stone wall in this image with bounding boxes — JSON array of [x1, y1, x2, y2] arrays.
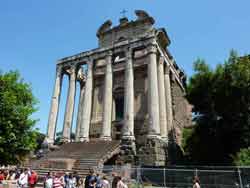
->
[[99, 21, 153, 48], [134, 68, 148, 145], [137, 138, 167, 166], [89, 76, 104, 137], [171, 78, 192, 146]]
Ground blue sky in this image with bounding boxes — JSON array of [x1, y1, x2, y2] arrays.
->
[[1, 0, 250, 134]]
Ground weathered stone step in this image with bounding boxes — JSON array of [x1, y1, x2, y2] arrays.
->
[[27, 140, 121, 177], [77, 161, 98, 163]]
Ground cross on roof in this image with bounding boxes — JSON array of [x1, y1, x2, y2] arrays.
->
[[120, 9, 127, 18]]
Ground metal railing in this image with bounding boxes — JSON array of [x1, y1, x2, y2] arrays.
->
[[98, 165, 250, 188], [2, 165, 250, 188]]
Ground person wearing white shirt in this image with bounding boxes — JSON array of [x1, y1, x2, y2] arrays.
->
[[101, 176, 110, 188], [18, 169, 29, 188], [193, 176, 201, 188]]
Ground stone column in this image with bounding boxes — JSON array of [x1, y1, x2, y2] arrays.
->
[[101, 51, 113, 141], [75, 82, 85, 142], [47, 65, 63, 144], [164, 65, 173, 137], [122, 48, 135, 140], [147, 44, 160, 137], [79, 61, 93, 142], [62, 66, 76, 142], [158, 56, 168, 141]]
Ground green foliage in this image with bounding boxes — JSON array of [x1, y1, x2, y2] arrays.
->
[[185, 51, 250, 165], [181, 127, 194, 155], [35, 132, 46, 152], [0, 70, 38, 164], [232, 148, 250, 166]]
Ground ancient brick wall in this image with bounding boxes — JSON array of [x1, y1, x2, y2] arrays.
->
[[133, 68, 149, 145], [89, 76, 104, 138], [99, 22, 153, 48], [171, 79, 192, 146]]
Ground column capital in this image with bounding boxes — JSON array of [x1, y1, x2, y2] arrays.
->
[[147, 44, 158, 55], [87, 56, 94, 63], [106, 50, 113, 57], [56, 65, 63, 75], [65, 65, 77, 76]]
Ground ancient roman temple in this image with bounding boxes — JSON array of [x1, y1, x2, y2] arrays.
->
[[39, 10, 191, 171]]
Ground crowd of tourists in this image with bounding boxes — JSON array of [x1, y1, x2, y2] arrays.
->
[[43, 169, 127, 188], [43, 171, 81, 188], [0, 167, 128, 188], [0, 167, 200, 188], [84, 170, 127, 188], [0, 168, 38, 188]]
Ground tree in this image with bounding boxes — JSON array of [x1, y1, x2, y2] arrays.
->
[[232, 148, 250, 166], [34, 132, 46, 152], [185, 51, 250, 165], [0, 70, 38, 164]]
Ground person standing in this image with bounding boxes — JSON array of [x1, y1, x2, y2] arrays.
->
[[95, 174, 102, 188], [9, 170, 16, 180], [111, 173, 119, 188], [18, 169, 29, 188], [84, 170, 96, 188], [193, 176, 200, 188], [0, 170, 5, 184], [101, 176, 110, 188], [64, 172, 70, 188], [116, 177, 127, 188], [68, 174, 76, 188], [73, 172, 80, 188], [28, 170, 38, 188], [44, 172, 53, 188], [53, 173, 64, 188]]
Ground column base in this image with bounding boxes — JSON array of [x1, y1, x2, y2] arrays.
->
[[121, 135, 135, 141], [61, 137, 71, 143], [44, 137, 54, 145], [138, 135, 167, 166], [79, 137, 89, 142], [147, 134, 161, 140], [121, 137, 136, 164], [42, 137, 55, 151], [100, 136, 112, 141], [160, 136, 168, 144]]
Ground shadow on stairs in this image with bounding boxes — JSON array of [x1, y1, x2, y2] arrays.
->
[[25, 140, 121, 178]]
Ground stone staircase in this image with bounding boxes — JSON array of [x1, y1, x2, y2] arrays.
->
[[26, 140, 121, 178]]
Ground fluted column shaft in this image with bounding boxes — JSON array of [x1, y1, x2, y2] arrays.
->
[[147, 44, 161, 137], [79, 61, 93, 142], [101, 51, 113, 140], [122, 49, 135, 140], [62, 67, 76, 142], [158, 56, 168, 140], [75, 83, 85, 141], [47, 66, 63, 144], [164, 66, 173, 137]]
